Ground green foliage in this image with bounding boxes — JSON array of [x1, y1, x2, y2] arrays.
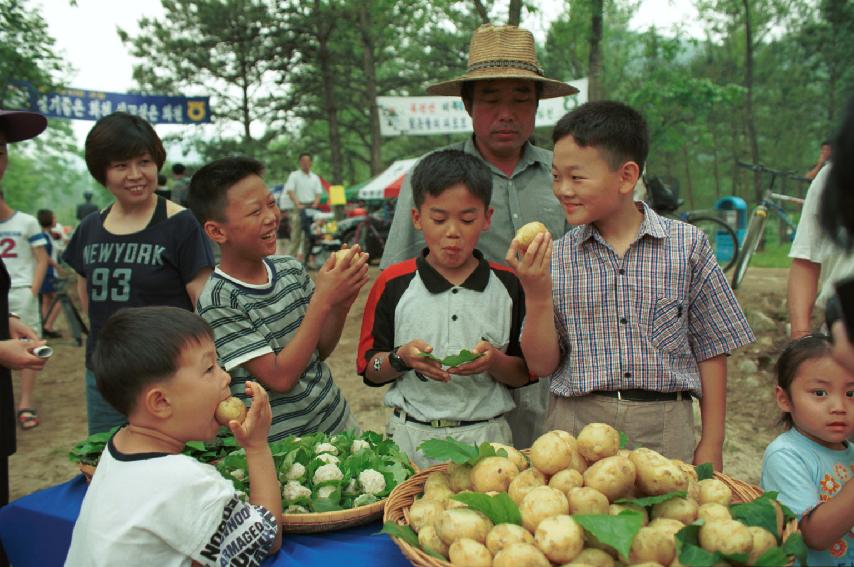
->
[[615, 491, 688, 508], [380, 521, 419, 547], [450, 491, 522, 525], [574, 510, 644, 561], [695, 463, 715, 481], [417, 349, 484, 367], [417, 438, 503, 466]]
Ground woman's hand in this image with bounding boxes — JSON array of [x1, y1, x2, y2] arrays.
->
[[0, 339, 48, 371]]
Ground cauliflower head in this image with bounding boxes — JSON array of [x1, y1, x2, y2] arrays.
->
[[358, 469, 386, 495], [317, 485, 337, 499], [315, 442, 339, 455], [351, 439, 371, 453], [285, 462, 306, 481], [316, 453, 340, 466], [313, 463, 344, 484], [283, 480, 311, 502]]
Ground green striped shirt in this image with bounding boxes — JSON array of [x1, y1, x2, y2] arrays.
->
[[196, 256, 351, 441]]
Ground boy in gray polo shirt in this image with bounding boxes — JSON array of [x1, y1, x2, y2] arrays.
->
[[189, 157, 369, 441], [358, 150, 531, 468]]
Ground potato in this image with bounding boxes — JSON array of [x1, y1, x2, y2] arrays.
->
[[567, 447, 589, 473], [699, 519, 752, 556], [748, 526, 778, 564], [629, 526, 676, 565], [333, 248, 353, 265], [531, 432, 575, 475], [697, 478, 732, 506], [448, 538, 492, 567], [437, 508, 493, 546], [448, 462, 473, 492], [486, 523, 534, 555], [564, 547, 616, 567], [491, 442, 529, 471], [424, 471, 450, 492], [493, 542, 550, 567], [568, 486, 610, 515], [520, 486, 570, 533], [446, 490, 473, 510], [647, 518, 684, 537], [577, 423, 621, 462], [508, 467, 547, 505], [550, 429, 578, 449], [549, 468, 584, 493], [629, 448, 689, 496], [697, 503, 731, 523], [214, 397, 247, 425], [409, 497, 445, 532], [423, 483, 454, 505], [609, 503, 649, 525], [583, 455, 636, 502], [535, 514, 585, 563], [418, 525, 449, 558], [514, 221, 549, 248], [651, 497, 698, 524], [471, 456, 519, 492]]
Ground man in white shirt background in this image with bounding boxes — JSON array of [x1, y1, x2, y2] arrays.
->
[[283, 153, 323, 265]]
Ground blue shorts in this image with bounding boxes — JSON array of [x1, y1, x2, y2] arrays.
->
[[85, 369, 126, 435]]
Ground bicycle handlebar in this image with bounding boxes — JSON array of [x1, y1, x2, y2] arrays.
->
[[736, 160, 810, 183], [767, 192, 805, 206]]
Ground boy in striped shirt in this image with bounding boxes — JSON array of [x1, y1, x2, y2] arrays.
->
[[509, 101, 754, 469], [188, 157, 368, 441]]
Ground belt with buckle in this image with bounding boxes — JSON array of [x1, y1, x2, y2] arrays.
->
[[592, 389, 691, 402], [393, 409, 490, 428]]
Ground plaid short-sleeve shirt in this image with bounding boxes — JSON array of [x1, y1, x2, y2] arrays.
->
[[549, 202, 755, 398]]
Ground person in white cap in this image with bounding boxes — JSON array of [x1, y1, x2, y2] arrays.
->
[[0, 109, 50, 509], [380, 24, 578, 449]]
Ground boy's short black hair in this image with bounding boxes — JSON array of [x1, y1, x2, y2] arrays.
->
[[552, 100, 649, 173], [410, 149, 492, 210], [172, 162, 186, 175], [84, 112, 166, 186], [91, 306, 214, 416], [187, 156, 265, 224], [36, 209, 53, 228]]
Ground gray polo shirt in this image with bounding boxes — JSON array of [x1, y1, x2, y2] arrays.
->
[[380, 137, 566, 268], [358, 250, 526, 422]]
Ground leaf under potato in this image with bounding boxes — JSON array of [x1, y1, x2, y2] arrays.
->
[[450, 492, 522, 526], [615, 490, 687, 508], [574, 510, 644, 561], [380, 522, 419, 547], [418, 437, 492, 465]]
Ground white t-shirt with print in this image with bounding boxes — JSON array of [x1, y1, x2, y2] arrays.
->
[[65, 437, 277, 566], [0, 211, 46, 287]]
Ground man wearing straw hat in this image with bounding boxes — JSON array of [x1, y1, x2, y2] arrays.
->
[[380, 24, 577, 450]]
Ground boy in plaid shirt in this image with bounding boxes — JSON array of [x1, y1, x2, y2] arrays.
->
[[509, 101, 754, 468]]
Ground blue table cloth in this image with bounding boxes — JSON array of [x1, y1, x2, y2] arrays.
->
[[0, 476, 411, 566]]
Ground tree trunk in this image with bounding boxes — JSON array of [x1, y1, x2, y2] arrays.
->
[[742, 0, 761, 202], [711, 124, 722, 200], [508, 0, 522, 25], [588, 0, 604, 100], [681, 144, 695, 209], [315, 0, 343, 183], [358, 4, 382, 176], [472, 0, 490, 23]]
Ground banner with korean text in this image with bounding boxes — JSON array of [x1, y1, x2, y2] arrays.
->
[[7, 81, 211, 125], [377, 78, 588, 137]]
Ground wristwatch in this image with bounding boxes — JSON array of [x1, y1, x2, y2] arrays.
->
[[388, 347, 411, 373]]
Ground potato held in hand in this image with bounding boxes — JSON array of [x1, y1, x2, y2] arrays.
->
[[215, 397, 247, 426], [514, 221, 548, 249]]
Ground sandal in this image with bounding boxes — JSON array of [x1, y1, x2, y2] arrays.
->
[[17, 408, 39, 430]]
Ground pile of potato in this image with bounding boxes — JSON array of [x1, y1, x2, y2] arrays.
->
[[404, 424, 785, 567]]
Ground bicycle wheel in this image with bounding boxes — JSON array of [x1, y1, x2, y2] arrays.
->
[[688, 216, 740, 273], [730, 207, 768, 290]]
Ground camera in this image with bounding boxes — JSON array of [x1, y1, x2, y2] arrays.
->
[[826, 276, 854, 343]]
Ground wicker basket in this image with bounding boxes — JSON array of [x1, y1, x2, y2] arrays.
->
[[282, 498, 386, 533], [384, 465, 800, 567]]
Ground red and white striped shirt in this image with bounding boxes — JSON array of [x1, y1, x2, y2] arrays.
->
[[548, 202, 754, 398]]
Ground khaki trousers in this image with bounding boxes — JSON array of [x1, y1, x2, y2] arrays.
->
[[544, 393, 695, 463]]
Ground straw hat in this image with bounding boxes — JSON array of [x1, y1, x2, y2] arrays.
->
[[0, 110, 47, 143], [427, 24, 578, 99]]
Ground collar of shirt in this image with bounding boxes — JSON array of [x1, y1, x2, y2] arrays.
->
[[571, 201, 669, 250], [461, 136, 551, 179], [415, 248, 490, 293]]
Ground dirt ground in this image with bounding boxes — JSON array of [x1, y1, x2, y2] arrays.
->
[[10, 266, 795, 500]]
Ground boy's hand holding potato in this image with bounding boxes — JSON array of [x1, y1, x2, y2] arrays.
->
[[315, 244, 370, 306], [226, 381, 272, 452], [506, 221, 553, 298]]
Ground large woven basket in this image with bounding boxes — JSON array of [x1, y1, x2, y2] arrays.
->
[[282, 498, 386, 533], [384, 464, 799, 567]]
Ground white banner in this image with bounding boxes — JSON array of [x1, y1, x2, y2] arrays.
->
[[378, 78, 588, 137]]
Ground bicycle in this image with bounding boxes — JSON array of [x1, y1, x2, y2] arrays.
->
[[43, 275, 88, 346], [730, 161, 808, 290], [336, 204, 392, 262], [645, 176, 741, 273]]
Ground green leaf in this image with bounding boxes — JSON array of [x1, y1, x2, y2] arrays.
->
[[780, 532, 808, 566], [574, 511, 644, 561], [695, 462, 714, 481], [422, 546, 446, 560], [731, 496, 780, 538], [615, 491, 687, 508], [441, 349, 483, 367], [418, 438, 480, 465], [675, 521, 722, 567], [754, 547, 789, 567], [450, 492, 522, 525], [380, 522, 419, 547], [619, 431, 629, 449]]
